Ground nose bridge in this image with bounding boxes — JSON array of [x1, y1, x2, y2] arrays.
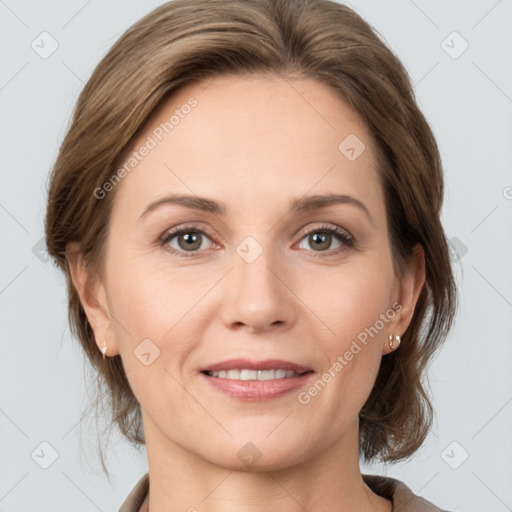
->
[[219, 234, 296, 331]]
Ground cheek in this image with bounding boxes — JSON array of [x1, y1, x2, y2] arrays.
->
[[104, 257, 211, 408], [105, 252, 222, 369], [308, 259, 396, 343], [301, 255, 395, 401], [105, 253, 213, 350]]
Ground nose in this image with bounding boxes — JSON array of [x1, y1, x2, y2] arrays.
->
[[218, 244, 298, 334]]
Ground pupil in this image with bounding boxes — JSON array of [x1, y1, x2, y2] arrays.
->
[[179, 232, 201, 251], [311, 232, 330, 250]]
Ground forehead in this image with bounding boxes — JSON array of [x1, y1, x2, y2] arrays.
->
[[112, 74, 383, 220]]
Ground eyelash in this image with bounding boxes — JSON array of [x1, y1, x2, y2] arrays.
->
[[159, 223, 355, 258]]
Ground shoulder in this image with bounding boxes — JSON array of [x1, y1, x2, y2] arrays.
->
[[118, 473, 149, 512], [362, 473, 451, 512]]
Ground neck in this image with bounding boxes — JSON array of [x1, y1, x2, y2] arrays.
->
[[141, 413, 391, 512]]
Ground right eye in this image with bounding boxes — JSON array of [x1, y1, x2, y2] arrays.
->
[[160, 226, 219, 257]]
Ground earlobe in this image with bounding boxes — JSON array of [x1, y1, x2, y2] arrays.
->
[[66, 243, 119, 357]]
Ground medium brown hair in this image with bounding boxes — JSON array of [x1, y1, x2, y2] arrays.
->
[[45, 0, 457, 471]]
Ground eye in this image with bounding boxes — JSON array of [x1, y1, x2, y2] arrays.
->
[[296, 224, 354, 255], [161, 225, 217, 256], [160, 223, 355, 258]]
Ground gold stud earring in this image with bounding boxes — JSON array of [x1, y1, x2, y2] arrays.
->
[[388, 334, 401, 351], [102, 341, 107, 359]]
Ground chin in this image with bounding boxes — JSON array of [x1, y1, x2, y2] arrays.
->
[[198, 434, 314, 472]]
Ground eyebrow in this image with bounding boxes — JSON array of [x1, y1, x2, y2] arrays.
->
[[139, 193, 373, 224]]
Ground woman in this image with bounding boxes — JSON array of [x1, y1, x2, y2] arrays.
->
[[45, 0, 457, 510]]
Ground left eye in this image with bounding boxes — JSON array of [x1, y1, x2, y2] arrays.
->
[[297, 228, 351, 252]]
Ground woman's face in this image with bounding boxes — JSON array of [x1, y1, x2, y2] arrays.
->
[[76, 74, 422, 470]]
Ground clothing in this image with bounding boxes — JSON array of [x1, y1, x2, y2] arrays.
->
[[119, 472, 448, 512]]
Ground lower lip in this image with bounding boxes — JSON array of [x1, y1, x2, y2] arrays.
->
[[200, 371, 314, 400]]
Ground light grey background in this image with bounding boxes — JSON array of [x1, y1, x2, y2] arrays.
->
[[1, 1, 511, 510]]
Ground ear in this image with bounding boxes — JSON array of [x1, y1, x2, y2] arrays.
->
[[66, 242, 119, 357], [384, 243, 426, 355]]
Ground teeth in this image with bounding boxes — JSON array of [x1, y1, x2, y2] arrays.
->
[[226, 369, 239, 379], [240, 369, 258, 380], [206, 369, 301, 380]]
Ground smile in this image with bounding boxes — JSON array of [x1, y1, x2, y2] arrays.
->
[[204, 369, 303, 380]]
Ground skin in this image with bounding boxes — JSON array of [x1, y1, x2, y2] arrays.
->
[[68, 74, 425, 512]]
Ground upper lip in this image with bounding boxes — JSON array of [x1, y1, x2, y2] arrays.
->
[[201, 358, 313, 374]]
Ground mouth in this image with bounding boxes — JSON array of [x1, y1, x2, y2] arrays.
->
[[200, 358, 314, 400]]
